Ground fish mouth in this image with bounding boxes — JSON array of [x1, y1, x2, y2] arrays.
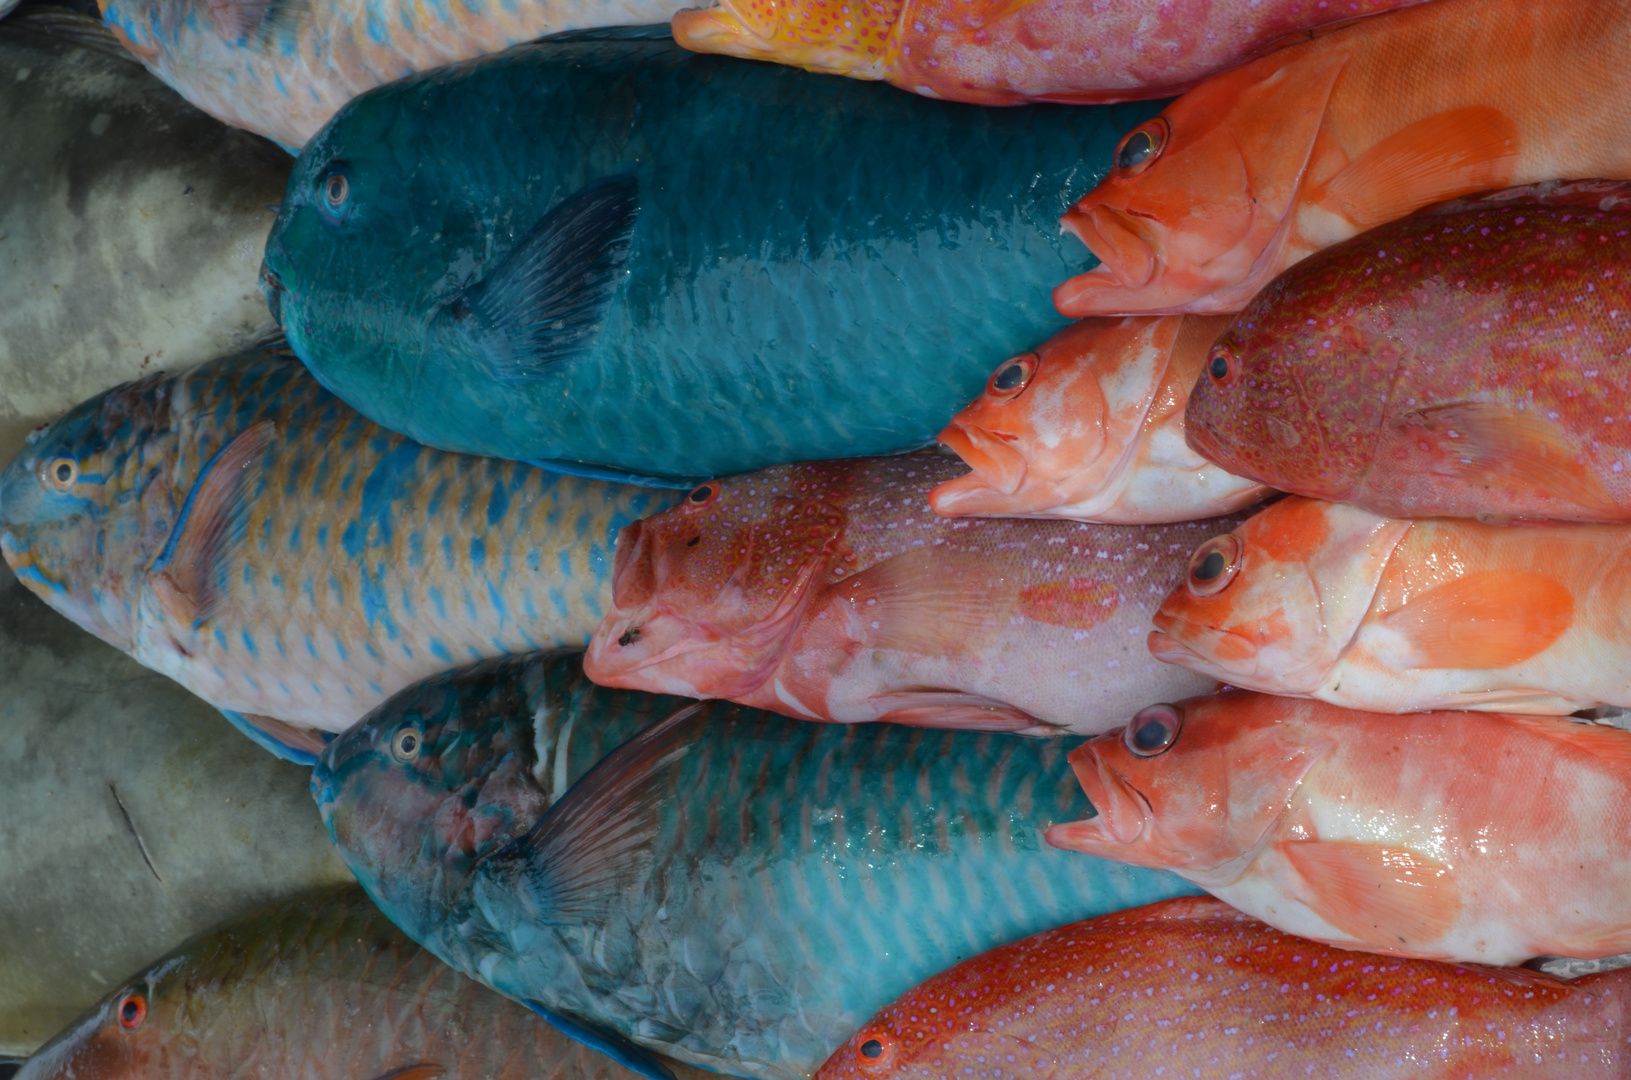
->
[[1148, 619, 1259, 680], [1061, 204, 1158, 291], [1045, 738, 1150, 850], [930, 423, 1032, 515]]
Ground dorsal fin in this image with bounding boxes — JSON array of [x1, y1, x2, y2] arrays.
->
[[149, 421, 275, 630]]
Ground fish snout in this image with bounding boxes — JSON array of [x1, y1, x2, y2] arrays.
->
[[931, 422, 1030, 513], [1046, 738, 1149, 851], [1148, 626, 1258, 680], [1061, 204, 1157, 291]]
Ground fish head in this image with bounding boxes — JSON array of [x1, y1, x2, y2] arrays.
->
[[313, 657, 553, 939], [1045, 694, 1329, 887], [585, 468, 848, 698], [1147, 497, 1406, 695], [932, 316, 1180, 518], [1053, 50, 1344, 316], [817, 1008, 1065, 1080], [13, 952, 199, 1080], [0, 375, 179, 652], [672, 0, 903, 79]]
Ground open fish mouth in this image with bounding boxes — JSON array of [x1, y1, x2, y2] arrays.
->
[[934, 421, 1028, 505], [1061, 204, 1158, 290]]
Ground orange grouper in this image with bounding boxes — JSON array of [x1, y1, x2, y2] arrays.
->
[[1188, 180, 1631, 523], [1053, 0, 1631, 318], [672, 0, 1428, 108], [817, 897, 1631, 1080], [1044, 692, 1631, 966], [1147, 495, 1631, 715], [584, 452, 1245, 735], [932, 314, 1268, 524]]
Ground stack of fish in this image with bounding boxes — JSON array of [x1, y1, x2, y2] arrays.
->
[[7, 0, 1631, 1077]]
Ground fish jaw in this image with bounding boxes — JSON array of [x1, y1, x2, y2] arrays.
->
[[929, 424, 1035, 514], [671, 2, 895, 79], [1048, 738, 1150, 848], [1060, 205, 1156, 292]]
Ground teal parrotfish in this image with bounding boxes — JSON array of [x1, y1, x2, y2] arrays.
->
[[0, 347, 670, 762], [261, 33, 1161, 482], [312, 651, 1202, 1080]]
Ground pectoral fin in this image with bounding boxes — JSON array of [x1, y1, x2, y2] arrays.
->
[[827, 548, 1011, 655], [866, 690, 1042, 731], [1279, 840, 1459, 949], [1382, 569, 1573, 670], [368, 1065, 445, 1080], [150, 421, 275, 630], [1321, 106, 1519, 228], [218, 709, 329, 766], [522, 1004, 677, 1080], [458, 176, 638, 384]]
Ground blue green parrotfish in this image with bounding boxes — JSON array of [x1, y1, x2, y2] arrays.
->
[[312, 651, 1202, 1080], [262, 32, 1158, 482], [0, 347, 670, 762]]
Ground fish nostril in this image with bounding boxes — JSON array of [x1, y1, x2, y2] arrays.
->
[[617, 626, 641, 647]]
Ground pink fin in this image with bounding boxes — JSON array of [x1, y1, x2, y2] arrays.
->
[[1382, 569, 1573, 670], [1502, 715, 1631, 768], [1321, 106, 1519, 228], [866, 690, 1041, 732], [1397, 402, 1619, 516], [242, 713, 328, 759], [1279, 840, 1459, 949], [150, 421, 275, 629], [827, 548, 1010, 656]]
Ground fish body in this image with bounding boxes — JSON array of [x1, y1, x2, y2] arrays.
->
[[262, 36, 1160, 480], [931, 314, 1267, 523], [0, 347, 669, 750], [817, 895, 1631, 1080], [0, 11, 286, 469], [583, 453, 1239, 735], [1053, 0, 1631, 317], [1188, 181, 1631, 522], [673, 0, 1429, 108], [1046, 692, 1631, 966], [313, 652, 1201, 1080], [99, 0, 689, 148], [1147, 495, 1631, 714], [15, 885, 707, 1080]]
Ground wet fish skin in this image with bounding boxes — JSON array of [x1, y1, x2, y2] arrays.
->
[[99, 0, 689, 148], [673, 0, 1428, 108], [0, 11, 287, 468], [585, 453, 1243, 734], [15, 885, 708, 1080], [1054, 0, 1631, 317], [0, 347, 670, 745], [932, 314, 1267, 523], [1188, 180, 1631, 522], [817, 895, 1631, 1080], [264, 35, 1160, 480], [1147, 494, 1631, 714], [313, 651, 1201, 1080], [1046, 692, 1631, 966]]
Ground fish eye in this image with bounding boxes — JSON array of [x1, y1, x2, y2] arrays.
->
[[855, 1029, 896, 1068], [687, 483, 717, 506], [1113, 118, 1169, 178], [117, 992, 146, 1031], [318, 163, 352, 220], [1124, 703, 1183, 757], [985, 354, 1036, 400], [44, 457, 79, 490], [1186, 534, 1242, 598], [1207, 346, 1231, 381], [392, 726, 422, 763]]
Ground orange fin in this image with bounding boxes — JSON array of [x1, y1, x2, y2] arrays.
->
[[1382, 569, 1574, 669], [1279, 840, 1459, 949], [1321, 106, 1520, 228], [826, 548, 1011, 656], [866, 690, 1041, 732], [150, 421, 275, 630], [1397, 402, 1618, 516], [1503, 714, 1631, 768]]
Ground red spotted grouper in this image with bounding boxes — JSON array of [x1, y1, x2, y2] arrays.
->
[[0, 346, 669, 762]]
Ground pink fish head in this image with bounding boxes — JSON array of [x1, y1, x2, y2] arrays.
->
[[1045, 693, 1330, 886], [1053, 49, 1345, 317], [585, 469, 849, 698], [1147, 497, 1406, 694]]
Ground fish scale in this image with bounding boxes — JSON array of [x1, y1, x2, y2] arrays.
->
[[0, 347, 670, 754], [314, 652, 1201, 1080]]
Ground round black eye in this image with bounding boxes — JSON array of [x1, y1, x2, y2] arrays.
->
[[118, 993, 146, 1030], [1186, 534, 1242, 598], [687, 483, 717, 505], [1208, 350, 1229, 380], [993, 362, 1025, 391], [861, 1040, 883, 1059], [48, 458, 78, 489], [1113, 119, 1168, 177], [1125, 704, 1183, 757], [392, 727, 421, 762], [985, 354, 1035, 399], [324, 172, 349, 207]]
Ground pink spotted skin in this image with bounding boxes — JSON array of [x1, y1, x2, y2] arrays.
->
[[816, 896, 1631, 1080], [1187, 181, 1631, 523], [584, 453, 1245, 735]]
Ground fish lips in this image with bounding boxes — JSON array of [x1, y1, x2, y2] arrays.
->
[[1061, 204, 1158, 291], [1148, 619, 1259, 682], [932, 421, 1029, 509], [1047, 738, 1150, 849]]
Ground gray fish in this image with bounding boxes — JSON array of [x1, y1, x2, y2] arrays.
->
[[0, 9, 287, 467]]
